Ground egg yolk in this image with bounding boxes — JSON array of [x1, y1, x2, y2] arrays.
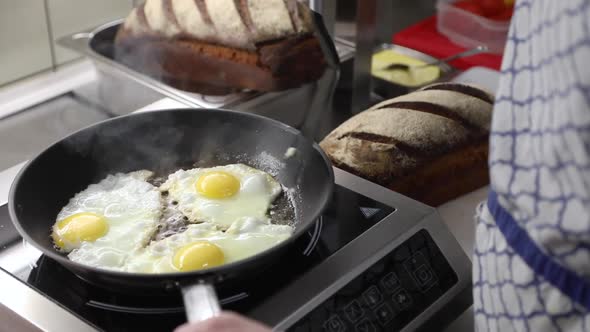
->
[[173, 241, 225, 272], [195, 171, 240, 199], [51, 212, 109, 249]]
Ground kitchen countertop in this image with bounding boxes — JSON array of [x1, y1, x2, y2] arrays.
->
[[0, 304, 42, 332]]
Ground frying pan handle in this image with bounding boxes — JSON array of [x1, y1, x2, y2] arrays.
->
[[181, 283, 221, 322]]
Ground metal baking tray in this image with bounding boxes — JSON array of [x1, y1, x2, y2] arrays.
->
[[57, 13, 347, 133]]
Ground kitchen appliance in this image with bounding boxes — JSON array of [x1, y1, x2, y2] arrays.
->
[[0, 161, 471, 331]]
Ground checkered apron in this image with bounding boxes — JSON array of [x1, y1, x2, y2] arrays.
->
[[475, 0, 590, 330]]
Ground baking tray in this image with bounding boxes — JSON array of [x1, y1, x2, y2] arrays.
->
[[59, 19, 250, 109], [57, 12, 342, 136]]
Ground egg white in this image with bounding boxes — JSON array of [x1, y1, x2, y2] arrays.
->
[[55, 170, 162, 270], [159, 164, 282, 229], [125, 217, 293, 273]]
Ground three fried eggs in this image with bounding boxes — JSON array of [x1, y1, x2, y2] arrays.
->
[[50, 164, 294, 273]]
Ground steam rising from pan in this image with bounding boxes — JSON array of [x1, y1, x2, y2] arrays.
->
[[60, 110, 304, 226]]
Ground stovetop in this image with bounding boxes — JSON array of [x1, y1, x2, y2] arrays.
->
[[0, 184, 395, 331]]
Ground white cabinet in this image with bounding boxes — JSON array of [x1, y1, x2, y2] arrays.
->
[[0, 0, 53, 86]]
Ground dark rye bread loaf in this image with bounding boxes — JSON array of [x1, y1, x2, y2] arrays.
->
[[114, 0, 327, 95], [320, 83, 494, 206]]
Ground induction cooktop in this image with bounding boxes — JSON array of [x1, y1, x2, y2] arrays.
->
[[0, 167, 471, 332]]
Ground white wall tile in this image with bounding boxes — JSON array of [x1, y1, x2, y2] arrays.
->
[[48, 0, 133, 65], [0, 0, 53, 86]]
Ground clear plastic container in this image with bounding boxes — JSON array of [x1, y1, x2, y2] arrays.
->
[[436, 0, 510, 54]]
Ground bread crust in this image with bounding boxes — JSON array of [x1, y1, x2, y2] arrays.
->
[[320, 83, 494, 206], [113, 0, 326, 94], [115, 31, 326, 94], [388, 141, 489, 206], [323, 140, 489, 206]]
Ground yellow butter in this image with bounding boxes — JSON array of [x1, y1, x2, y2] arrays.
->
[[372, 49, 441, 87]]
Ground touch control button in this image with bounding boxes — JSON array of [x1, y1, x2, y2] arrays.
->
[[323, 314, 346, 332], [375, 303, 396, 326], [380, 272, 400, 292], [392, 288, 413, 310], [362, 286, 383, 308], [344, 300, 364, 323], [355, 318, 377, 332], [404, 252, 438, 292]]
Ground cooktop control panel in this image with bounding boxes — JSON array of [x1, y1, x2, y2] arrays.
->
[[288, 230, 458, 331]]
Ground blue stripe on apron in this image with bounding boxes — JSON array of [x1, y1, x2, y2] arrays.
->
[[487, 190, 590, 310]]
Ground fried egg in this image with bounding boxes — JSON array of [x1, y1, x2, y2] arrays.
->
[[125, 217, 293, 273], [159, 164, 282, 229], [51, 170, 162, 270]]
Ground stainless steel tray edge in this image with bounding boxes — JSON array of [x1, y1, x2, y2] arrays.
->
[[56, 20, 263, 110], [56, 19, 352, 113]]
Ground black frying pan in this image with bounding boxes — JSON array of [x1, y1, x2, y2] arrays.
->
[[9, 108, 333, 321]]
